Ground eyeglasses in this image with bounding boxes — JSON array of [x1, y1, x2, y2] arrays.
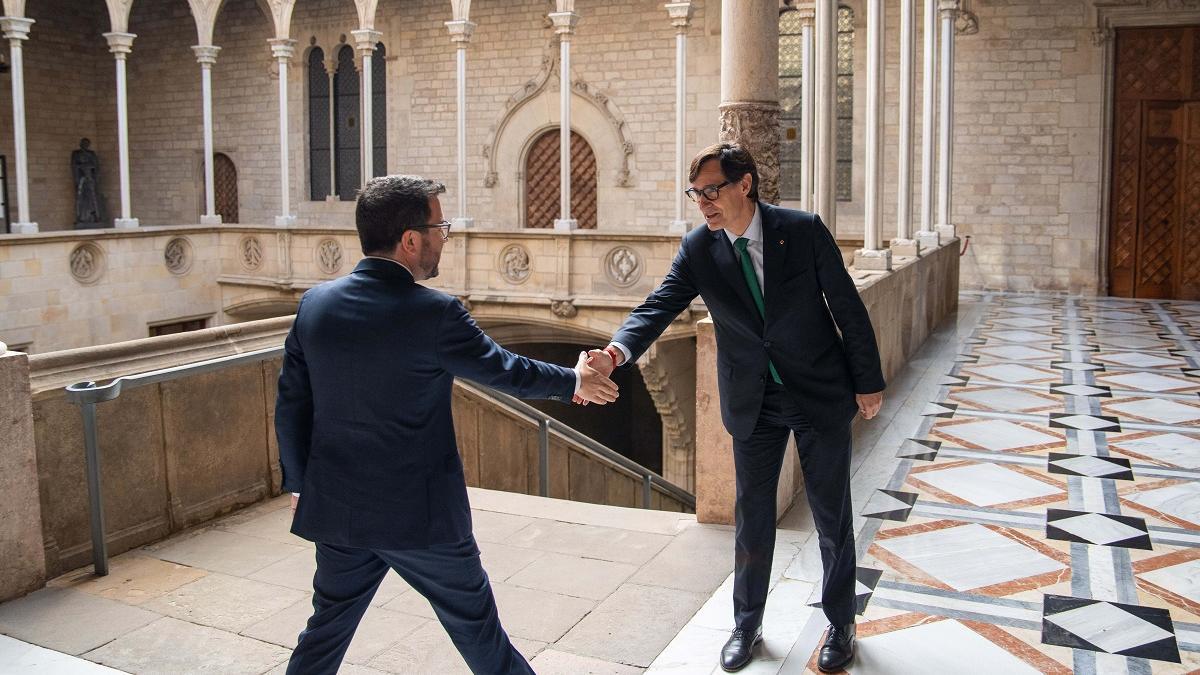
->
[[410, 220, 452, 240], [684, 181, 732, 203]]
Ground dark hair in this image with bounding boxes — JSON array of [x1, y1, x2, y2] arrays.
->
[[355, 175, 447, 255], [688, 142, 759, 201]]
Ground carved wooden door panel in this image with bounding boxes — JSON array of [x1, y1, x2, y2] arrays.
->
[[1109, 26, 1200, 299], [524, 128, 598, 229], [214, 153, 238, 224]]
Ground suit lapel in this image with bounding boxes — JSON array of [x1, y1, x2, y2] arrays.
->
[[709, 228, 761, 326], [761, 203, 787, 322]]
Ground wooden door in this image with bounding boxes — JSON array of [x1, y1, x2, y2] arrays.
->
[[524, 128, 598, 229], [1109, 26, 1200, 299], [214, 153, 238, 224]]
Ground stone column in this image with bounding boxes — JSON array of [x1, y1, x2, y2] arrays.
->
[[446, 19, 476, 229], [549, 4, 579, 230], [854, 0, 892, 271], [667, 2, 693, 233], [270, 39, 297, 226], [325, 55, 337, 200], [352, 29, 382, 187], [797, 7, 816, 213], [0, 349, 47, 602], [1, 17, 35, 233], [813, 0, 835, 227], [104, 32, 138, 229], [935, 0, 958, 240], [718, 0, 779, 204], [916, 0, 939, 248], [192, 45, 222, 225], [891, 0, 921, 257]]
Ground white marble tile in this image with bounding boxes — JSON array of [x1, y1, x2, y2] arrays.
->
[[915, 462, 1060, 507], [986, 329, 1055, 343], [1054, 414, 1116, 431], [975, 344, 1058, 361], [1124, 481, 1200, 525], [1139, 559, 1200, 605], [1045, 602, 1173, 654], [1109, 399, 1200, 425], [937, 420, 1059, 452], [998, 307, 1057, 317], [1051, 513, 1145, 545], [1110, 432, 1200, 468], [1055, 384, 1110, 397], [1093, 336, 1164, 350], [644, 624, 728, 674], [1104, 372, 1196, 393], [1093, 310, 1148, 321], [1091, 322, 1158, 335], [969, 364, 1053, 383], [953, 388, 1057, 412], [862, 490, 914, 514], [1099, 352, 1179, 368], [849, 619, 1042, 675], [991, 316, 1057, 329], [1050, 455, 1128, 478], [875, 523, 1065, 591], [0, 635, 127, 674]]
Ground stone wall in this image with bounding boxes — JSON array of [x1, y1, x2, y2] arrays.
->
[[0, 350, 46, 602]]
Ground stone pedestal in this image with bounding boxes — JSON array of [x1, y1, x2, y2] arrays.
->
[[890, 237, 922, 257], [916, 229, 941, 249], [0, 350, 47, 601], [114, 218, 140, 229], [553, 218, 578, 231], [936, 223, 957, 240], [854, 247, 893, 271], [200, 214, 222, 225], [695, 317, 734, 525]]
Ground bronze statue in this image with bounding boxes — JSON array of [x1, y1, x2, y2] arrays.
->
[[72, 138, 104, 227]]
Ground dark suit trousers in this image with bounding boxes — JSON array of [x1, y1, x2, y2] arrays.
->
[[733, 381, 857, 631], [286, 535, 532, 675]]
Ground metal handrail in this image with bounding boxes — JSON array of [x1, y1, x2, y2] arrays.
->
[[64, 345, 695, 576]]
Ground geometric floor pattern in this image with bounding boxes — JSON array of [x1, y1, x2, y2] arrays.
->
[[825, 293, 1200, 673]]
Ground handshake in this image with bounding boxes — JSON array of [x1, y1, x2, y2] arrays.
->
[[570, 346, 623, 406]]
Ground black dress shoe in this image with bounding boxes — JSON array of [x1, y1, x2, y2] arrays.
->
[[720, 626, 762, 672], [817, 623, 855, 673]]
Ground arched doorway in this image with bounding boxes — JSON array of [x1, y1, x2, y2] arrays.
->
[[524, 128, 598, 229], [211, 152, 238, 223]]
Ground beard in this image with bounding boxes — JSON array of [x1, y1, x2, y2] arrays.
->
[[421, 248, 440, 280]]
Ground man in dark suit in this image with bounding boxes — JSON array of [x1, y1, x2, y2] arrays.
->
[[275, 175, 619, 675], [587, 143, 884, 673]]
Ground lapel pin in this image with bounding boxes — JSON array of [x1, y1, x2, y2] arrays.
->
[[778, 240, 784, 245]]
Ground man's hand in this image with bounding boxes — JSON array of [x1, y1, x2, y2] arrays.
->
[[574, 351, 619, 405], [290, 494, 299, 513], [573, 347, 619, 405], [856, 391, 883, 420]]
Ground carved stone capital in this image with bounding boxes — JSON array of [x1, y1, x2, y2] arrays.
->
[[665, 2, 693, 31], [191, 44, 221, 65], [791, 6, 815, 26], [548, 11, 580, 37], [350, 28, 382, 55], [1091, 27, 1114, 46], [445, 19, 476, 45], [0, 16, 33, 42], [718, 102, 782, 204], [937, 0, 960, 19], [955, 9, 979, 35], [268, 37, 297, 61], [103, 31, 135, 57], [550, 298, 577, 319]]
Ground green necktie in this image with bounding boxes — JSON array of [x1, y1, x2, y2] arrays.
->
[[734, 237, 782, 385]]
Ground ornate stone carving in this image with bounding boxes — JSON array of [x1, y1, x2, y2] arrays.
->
[[315, 238, 344, 275], [498, 244, 532, 284], [69, 242, 104, 285], [240, 235, 263, 271], [604, 246, 643, 288], [483, 38, 635, 188], [550, 298, 577, 318], [637, 349, 694, 489], [163, 237, 192, 275], [955, 10, 979, 35], [719, 102, 782, 205]]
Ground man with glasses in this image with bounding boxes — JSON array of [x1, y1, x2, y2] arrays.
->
[[584, 143, 884, 673], [276, 175, 620, 674]]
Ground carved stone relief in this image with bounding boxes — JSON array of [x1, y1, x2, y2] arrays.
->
[[163, 237, 193, 275], [550, 298, 577, 318], [240, 235, 264, 271], [604, 246, 643, 288], [69, 242, 104, 285], [498, 244, 532, 284], [316, 238, 344, 275], [719, 102, 781, 205]]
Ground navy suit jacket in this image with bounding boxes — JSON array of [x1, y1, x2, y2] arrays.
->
[[275, 258, 576, 550], [613, 202, 885, 440]]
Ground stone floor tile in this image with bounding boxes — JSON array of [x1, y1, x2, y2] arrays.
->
[[83, 617, 290, 675], [628, 524, 734, 593], [478, 541, 545, 583], [142, 573, 306, 633], [0, 587, 158, 655], [378, 587, 438, 620], [248, 548, 316, 592], [530, 648, 644, 674], [242, 597, 426, 665], [365, 621, 472, 674], [491, 583, 596, 643], [504, 520, 672, 566], [144, 528, 308, 577], [505, 552, 637, 600], [470, 510, 536, 543], [0, 634, 127, 674], [556, 583, 708, 667], [47, 552, 207, 605], [216, 501, 314, 548], [645, 623, 730, 674]]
